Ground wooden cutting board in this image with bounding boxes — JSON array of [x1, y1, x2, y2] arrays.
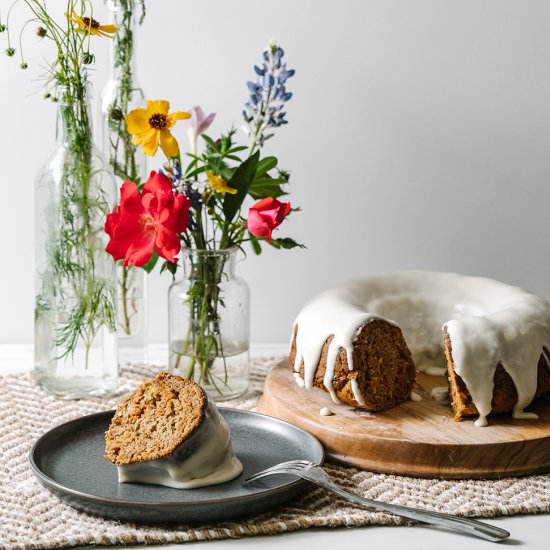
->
[[257, 361, 550, 479]]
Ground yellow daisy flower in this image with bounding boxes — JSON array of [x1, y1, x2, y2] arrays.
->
[[66, 11, 117, 38], [207, 172, 238, 195], [126, 100, 191, 158]]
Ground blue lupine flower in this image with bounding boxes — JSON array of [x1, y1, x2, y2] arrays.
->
[[247, 81, 261, 94], [279, 68, 294, 85], [184, 184, 203, 216], [243, 40, 295, 150], [274, 48, 283, 66], [171, 159, 182, 183], [186, 209, 199, 232]]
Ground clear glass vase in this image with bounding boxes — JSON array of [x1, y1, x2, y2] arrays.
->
[[168, 248, 250, 400], [101, 0, 148, 364], [34, 84, 118, 398], [115, 263, 147, 363]]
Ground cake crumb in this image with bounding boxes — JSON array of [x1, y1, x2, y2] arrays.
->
[[319, 407, 333, 416]]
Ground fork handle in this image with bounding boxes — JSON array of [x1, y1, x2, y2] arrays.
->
[[314, 479, 510, 542]]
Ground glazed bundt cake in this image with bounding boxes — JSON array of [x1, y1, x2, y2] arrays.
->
[[290, 319, 416, 411], [290, 271, 550, 426], [105, 372, 242, 488]]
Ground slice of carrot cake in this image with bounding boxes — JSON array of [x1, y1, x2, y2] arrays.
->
[[105, 372, 242, 488]]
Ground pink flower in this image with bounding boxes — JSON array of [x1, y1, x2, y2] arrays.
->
[[105, 171, 190, 267], [247, 197, 291, 244], [181, 105, 216, 155]]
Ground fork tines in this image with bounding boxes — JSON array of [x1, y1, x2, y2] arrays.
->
[[244, 459, 316, 484]]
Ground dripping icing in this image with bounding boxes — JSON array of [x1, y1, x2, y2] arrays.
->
[[116, 400, 242, 488], [292, 271, 550, 426]]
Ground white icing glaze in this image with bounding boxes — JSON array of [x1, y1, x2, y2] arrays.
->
[[292, 271, 550, 425], [424, 366, 447, 377], [350, 379, 365, 405], [320, 407, 334, 416], [410, 391, 422, 402], [117, 400, 242, 488], [474, 416, 488, 428]]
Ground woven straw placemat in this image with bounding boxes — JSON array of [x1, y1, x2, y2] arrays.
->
[[1, 358, 550, 550]]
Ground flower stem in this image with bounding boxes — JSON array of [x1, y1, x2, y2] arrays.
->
[[120, 265, 132, 335]]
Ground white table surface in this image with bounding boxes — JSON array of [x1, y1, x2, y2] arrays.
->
[[3, 344, 549, 550]]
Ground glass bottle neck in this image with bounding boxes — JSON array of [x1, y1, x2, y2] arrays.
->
[[182, 249, 238, 279], [106, 1, 140, 86], [55, 87, 94, 146]]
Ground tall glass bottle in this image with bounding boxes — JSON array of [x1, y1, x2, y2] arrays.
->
[[102, 0, 148, 364], [35, 84, 118, 398]]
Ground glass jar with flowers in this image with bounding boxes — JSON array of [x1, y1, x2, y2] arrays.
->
[[169, 247, 250, 398], [104, 41, 301, 399], [2, 3, 119, 398], [101, 0, 149, 364]]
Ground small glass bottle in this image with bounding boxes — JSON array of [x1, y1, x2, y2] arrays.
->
[[35, 84, 118, 398], [102, 0, 148, 364], [168, 248, 250, 400]]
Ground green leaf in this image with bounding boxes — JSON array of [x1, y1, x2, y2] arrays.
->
[[220, 166, 234, 181], [227, 145, 249, 154], [269, 237, 306, 250], [248, 182, 287, 199], [205, 159, 234, 182], [201, 134, 215, 147], [223, 151, 260, 222], [255, 156, 278, 177], [142, 250, 159, 273], [186, 165, 207, 179], [220, 134, 233, 152], [185, 157, 199, 175], [160, 259, 178, 277], [249, 233, 262, 255], [251, 176, 289, 186], [249, 172, 289, 198]]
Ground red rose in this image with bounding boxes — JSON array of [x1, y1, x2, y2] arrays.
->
[[105, 171, 190, 267], [247, 197, 291, 244]]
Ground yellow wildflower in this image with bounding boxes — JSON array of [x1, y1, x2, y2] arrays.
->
[[126, 100, 191, 157], [66, 11, 117, 38], [207, 172, 237, 195]]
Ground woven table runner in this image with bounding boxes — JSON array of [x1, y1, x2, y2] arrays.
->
[[1, 358, 550, 550]]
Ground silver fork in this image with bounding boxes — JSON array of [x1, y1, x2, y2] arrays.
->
[[244, 460, 510, 542]]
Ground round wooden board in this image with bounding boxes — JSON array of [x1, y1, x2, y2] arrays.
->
[[257, 361, 550, 479]]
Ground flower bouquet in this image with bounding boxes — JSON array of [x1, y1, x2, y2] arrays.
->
[[105, 41, 302, 398]]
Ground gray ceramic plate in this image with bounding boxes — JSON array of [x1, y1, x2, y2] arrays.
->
[[29, 408, 324, 525]]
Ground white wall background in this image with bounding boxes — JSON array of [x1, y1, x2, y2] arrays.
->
[[1, 0, 549, 345]]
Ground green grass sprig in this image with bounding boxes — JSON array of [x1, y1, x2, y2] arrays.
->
[[3, 1, 117, 362]]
